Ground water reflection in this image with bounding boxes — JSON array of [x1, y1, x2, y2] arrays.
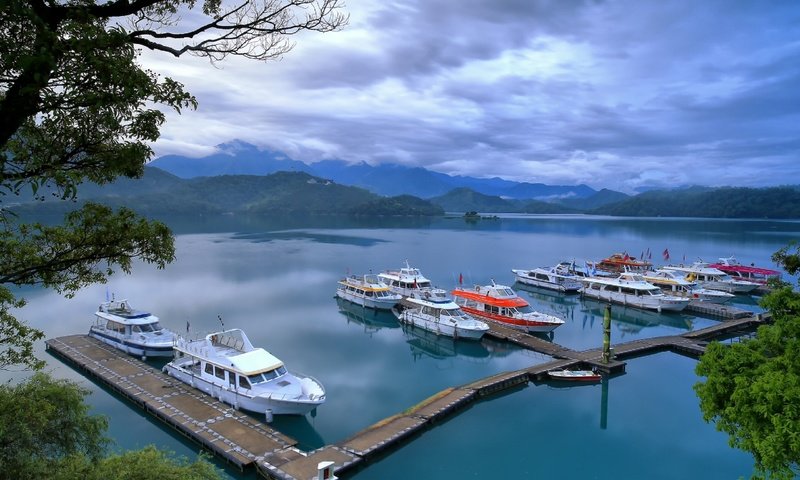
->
[[580, 298, 694, 334], [335, 297, 400, 335], [402, 324, 492, 362], [233, 230, 388, 247]]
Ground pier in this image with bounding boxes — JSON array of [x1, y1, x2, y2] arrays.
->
[[47, 310, 771, 479]]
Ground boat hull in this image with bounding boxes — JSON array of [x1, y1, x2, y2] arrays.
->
[[511, 270, 581, 293], [580, 289, 689, 312], [459, 307, 563, 333], [163, 362, 324, 416], [396, 310, 487, 340], [89, 327, 175, 358], [336, 289, 398, 310], [700, 281, 759, 294], [548, 370, 602, 382]]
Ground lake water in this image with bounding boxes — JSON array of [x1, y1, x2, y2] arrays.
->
[[14, 214, 800, 479]]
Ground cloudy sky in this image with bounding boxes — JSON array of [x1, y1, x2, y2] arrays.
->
[[141, 0, 800, 193]]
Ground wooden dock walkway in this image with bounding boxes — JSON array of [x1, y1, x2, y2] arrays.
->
[[47, 310, 771, 479], [686, 300, 752, 319]]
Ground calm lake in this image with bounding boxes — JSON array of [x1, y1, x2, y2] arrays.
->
[[16, 214, 800, 479]]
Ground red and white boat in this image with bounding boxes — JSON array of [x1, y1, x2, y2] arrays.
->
[[548, 369, 602, 382], [451, 281, 565, 333], [708, 256, 781, 286]]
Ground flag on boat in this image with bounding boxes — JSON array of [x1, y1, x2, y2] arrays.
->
[[663, 248, 670, 261], [458, 273, 463, 285], [186, 321, 190, 333], [623, 252, 630, 261]]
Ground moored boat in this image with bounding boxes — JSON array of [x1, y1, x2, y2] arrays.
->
[[336, 274, 401, 310], [662, 261, 759, 294], [378, 261, 433, 297], [642, 269, 735, 304], [548, 369, 602, 382], [511, 265, 582, 293], [392, 288, 489, 340], [708, 256, 781, 285], [597, 252, 652, 273], [89, 298, 177, 359], [452, 281, 565, 333], [163, 328, 325, 416], [580, 272, 690, 312]]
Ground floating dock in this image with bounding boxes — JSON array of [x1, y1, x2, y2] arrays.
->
[[686, 300, 752, 319], [47, 311, 771, 479]]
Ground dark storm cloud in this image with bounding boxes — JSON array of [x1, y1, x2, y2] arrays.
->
[[151, 0, 800, 192]]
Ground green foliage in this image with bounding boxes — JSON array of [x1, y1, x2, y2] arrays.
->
[[695, 246, 800, 479], [348, 194, 444, 216], [0, 374, 223, 480], [0, 372, 109, 479], [595, 187, 800, 218], [52, 445, 222, 480]]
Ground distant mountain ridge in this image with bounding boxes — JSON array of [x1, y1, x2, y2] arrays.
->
[[149, 141, 606, 201], [11, 168, 445, 217]]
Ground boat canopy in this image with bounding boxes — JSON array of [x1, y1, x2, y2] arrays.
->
[[229, 349, 284, 375]]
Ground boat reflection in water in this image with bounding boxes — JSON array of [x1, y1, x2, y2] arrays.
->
[[335, 297, 400, 335], [401, 323, 496, 362], [580, 297, 694, 335]]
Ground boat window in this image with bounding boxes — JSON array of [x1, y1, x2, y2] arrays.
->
[[205, 363, 213, 375], [502, 288, 515, 296], [418, 281, 431, 288], [365, 290, 374, 297], [535, 273, 549, 280], [440, 309, 452, 317], [485, 305, 500, 314], [516, 305, 534, 314], [136, 322, 162, 333], [215, 366, 226, 380], [239, 376, 251, 389]]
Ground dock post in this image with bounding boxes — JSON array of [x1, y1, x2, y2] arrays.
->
[[600, 375, 609, 430], [317, 461, 337, 480], [602, 304, 612, 364]]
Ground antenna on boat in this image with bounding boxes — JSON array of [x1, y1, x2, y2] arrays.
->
[[217, 315, 225, 332]]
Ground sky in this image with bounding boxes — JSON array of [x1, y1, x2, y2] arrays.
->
[[140, 0, 800, 193]]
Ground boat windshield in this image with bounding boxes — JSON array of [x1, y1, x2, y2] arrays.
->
[[248, 365, 287, 385], [514, 305, 534, 314], [132, 322, 163, 333]]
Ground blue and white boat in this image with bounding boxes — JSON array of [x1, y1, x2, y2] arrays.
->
[[89, 298, 177, 359]]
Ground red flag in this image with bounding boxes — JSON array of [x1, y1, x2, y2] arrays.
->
[[663, 248, 670, 261], [458, 273, 463, 285], [623, 253, 630, 261], [413, 278, 417, 289]]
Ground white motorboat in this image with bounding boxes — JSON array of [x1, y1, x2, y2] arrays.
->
[[392, 288, 489, 340], [452, 281, 565, 333], [580, 272, 690, 312], [511, 266, 583, 293], [336, 274, 401, 310], [548, 369, 602, 382], [643, 269, 735, 304], [163, 328, 325, 416], [89, 299, 177, 359], [662, 261, 760, 294], [378, 261, 433, 297]]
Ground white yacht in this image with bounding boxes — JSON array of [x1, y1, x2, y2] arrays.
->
[[163, 329, 325, 416], [336, 274, 401, 310], [89, 299, 177, 359], [393, 288, 489, 340], [662, 261, 759, 294], [643, 269, 735, 304], [580, 272, 690, 312], [511, 265, 583, 293], [378, 261, 433, 297]]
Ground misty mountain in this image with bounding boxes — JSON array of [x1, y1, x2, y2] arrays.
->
[[148, 141, 603, 200]]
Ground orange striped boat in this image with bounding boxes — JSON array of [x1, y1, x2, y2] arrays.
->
[[451, 281, 565, 333]]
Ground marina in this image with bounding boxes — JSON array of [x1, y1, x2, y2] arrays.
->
[[47, 303, 771, 479]]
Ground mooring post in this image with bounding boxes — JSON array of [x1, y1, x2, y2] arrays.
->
[[602, 304, 612, 363]]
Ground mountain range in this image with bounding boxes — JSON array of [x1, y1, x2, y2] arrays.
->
[[149, 141, 609, 203]]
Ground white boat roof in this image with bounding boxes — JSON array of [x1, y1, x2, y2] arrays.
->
[[583, 274, 661, 290], [95, 299, 160, 325], [379, 261, 432, 283], [339, 274, 392, 291], [228, 348, 284, 375]]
